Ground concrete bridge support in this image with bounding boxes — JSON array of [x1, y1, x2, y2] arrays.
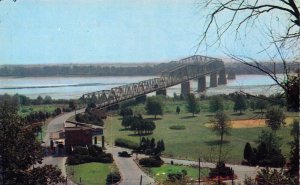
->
[[218, 69, 227, 85], [156, 89, 167, 96], [181, 81, 190, 98], [197, 76, 206, 92], [210, 72, 218, 87]]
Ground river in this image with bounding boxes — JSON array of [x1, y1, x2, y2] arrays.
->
[[0, 75, 283, 99]]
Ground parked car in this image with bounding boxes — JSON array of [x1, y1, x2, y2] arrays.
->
[[118, 151, 132, 157]]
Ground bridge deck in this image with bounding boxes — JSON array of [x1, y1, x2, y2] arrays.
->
[[81, 55, 225, 109]]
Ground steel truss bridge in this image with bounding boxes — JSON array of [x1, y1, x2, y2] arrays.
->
[[81, 55, 226, 109]]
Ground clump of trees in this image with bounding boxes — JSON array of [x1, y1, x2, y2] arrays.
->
[[186, 93, 200, 116], [0, 102, 64, 184], [66, 145, 113, 165], [121, 115, 156, 135], [140, 137, 165, 155], [242, 130, 286, 167], [119, 107, 133, 117], [145, 96, 163, 119], [75, 109, 104, 126]]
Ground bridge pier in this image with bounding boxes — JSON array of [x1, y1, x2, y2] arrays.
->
[[197, 76, 206, 92], [156, 89, 166, 96], [218, 69, 227, 85], [210, 72, 218, 87], [181, 81, 190, 98]]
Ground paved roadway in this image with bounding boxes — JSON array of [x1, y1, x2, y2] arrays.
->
[[106, 146, 155, 185], [41, 109, 85, 185]]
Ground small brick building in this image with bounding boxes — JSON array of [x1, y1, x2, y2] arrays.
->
[[64, 121, 103, 153]]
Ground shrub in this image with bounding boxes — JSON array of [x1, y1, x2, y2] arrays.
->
[[209, 162, 234, 178], [106, 172, 121, 185], [115, 138, 139, 150], [139, 156, 164, 167], [66, 145, 113, 165], [169, 125, 186, 130]]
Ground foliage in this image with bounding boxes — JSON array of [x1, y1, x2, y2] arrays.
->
[[211, 111, 231, 164], [167, 170, 188, 183], [66, 145, 113, 165], [209, 96, 224, 112], [169, 125, 186, 130], [265, 106, 286, 132], [139, 156, 164, 167], [121, 115, 156, 135], [106, 172, 121, 185], [145, 96, 163, 119], [243, 130, 286, 167], [255, 96, 268, 113], [176, 106, 180, 114], [75, 111, 104, 126], [53, 107, 62, 117], [186, 93, 200, 116], [139, 137, 165, 155], [114, 138, 139, 150], [287, 119, 299, 181], [208, 162, 234, 178], [119, 107, 133, 117], [243, 142, 254, 163], [0, 102, 64, 184], [256, 168, 292, 185], [233, 93, 247, 114]]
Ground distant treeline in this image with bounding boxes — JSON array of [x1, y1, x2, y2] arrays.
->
[[0, 61, 297, 77]]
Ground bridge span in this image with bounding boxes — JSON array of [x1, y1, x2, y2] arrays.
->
[[81, 55, 227, 109]]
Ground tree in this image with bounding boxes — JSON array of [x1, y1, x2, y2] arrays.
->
[[265, 106, 286, 132], [145, 97, 163, 119], [198, 0, 300, 111], [176, 106, 180, 114], [211, 111, 231, 164], [243, 142, 254, 163], [0, 102, 64, 184], [209, 96, 224, 112], [44, 95, 53, 104], [233, 94, 247, 114], [121, 115, 133, 129], [119, 107, 133, 117], [256, 168, 292, 185], [255, 96, 268, 113], [186, 93, 200, 116], [287, 119, 299, 182]]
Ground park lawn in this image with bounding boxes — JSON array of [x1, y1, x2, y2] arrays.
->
[[66, 162, 116, 185], [18, 104, 65, 116], [105, 100, 298, 163], [148, 164, 210, 183]]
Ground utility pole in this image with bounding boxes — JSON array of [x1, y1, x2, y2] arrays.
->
[[198, 157, 201, 185], [139, 175, 143, 185]]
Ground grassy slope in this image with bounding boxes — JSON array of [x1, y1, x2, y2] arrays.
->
[[66, 162, 116, 185], [104, 99, 298, 163]]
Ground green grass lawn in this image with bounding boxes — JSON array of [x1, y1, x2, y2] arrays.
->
[[66, 162, 116, 185], [105, 99, 298, 163], [19, 104, 65, 116], [147, 164, 210, 183]]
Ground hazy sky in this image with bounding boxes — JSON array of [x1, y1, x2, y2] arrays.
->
[[0, 0, 287, 65]]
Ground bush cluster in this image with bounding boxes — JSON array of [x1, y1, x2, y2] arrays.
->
[[75, 111, 104, 126], [209, 162, 234, 178], [106, 172, 121, 185], [139, 156, 164, 167], [115, 138, 139, 150], [121, 115, 155, 135], [66, 145, 113, 165]]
